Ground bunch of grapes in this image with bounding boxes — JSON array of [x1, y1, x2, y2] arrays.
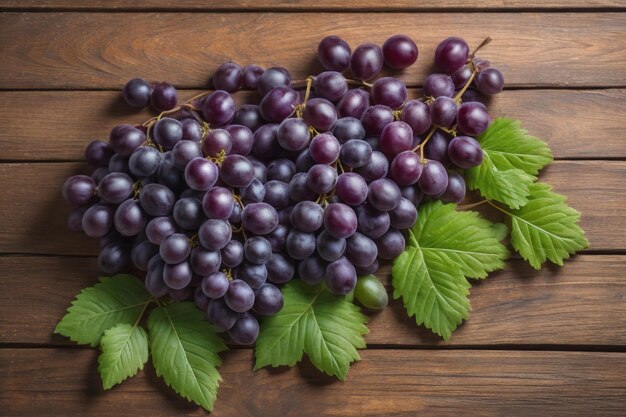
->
[[61, 34, 503, 345]]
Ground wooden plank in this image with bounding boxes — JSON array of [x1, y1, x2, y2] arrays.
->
[[0, 161, 622, 256], [1, 89, 624, 161], [1, 255, 624, 346], [0, 13, 625, 89], [1, 0, 624, 11], [1, 348, 625, 416]]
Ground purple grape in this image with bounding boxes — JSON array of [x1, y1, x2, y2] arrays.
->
[[400, 185, 424, 207], [316, 230, 347, 262], [389, 197, 418, 229], [244, 237, 272, 264], [335, 172, 368, 206], [277, 117, 310, 151], [390, 150, 422, 186], [242, 202, 279, 235], [313, 71, 348, 103], [122, 78, 152, 108], [221, 240, 244, 268], [146, 216, 177, 245], [418, 160, 449, 195], [145, 263, 168, 297], [452, 64, 473, 89], [440, 171, 466, 204], [325, 257, 357, 295], [345, 232, 378, 267], [400, 100, 430, 136], [264, 180, 290, 209], [323, 203, 357, 239], [163, 261, 192, 290], [333, 117, 366, 143], [368, 178, 401, 211], [62, 175, 96, 207], [194, 287, 210, 311], [295, 149, 315, 173], [371, 77, 408, 109], [288, 172, 316, 202], [82, 204, 114, 238], [225, 279, 255, 313], [354, 150, 389, 181], [356, 259, 379, 276], [382, 34, 418, 69], [242, 65, 264, 90], [424, 130, 451, 164], [139, 183, 175, 216], [198, 219, 232, 250], [356, 204, 390, 239], [435, 37, 470, 74], [207, 298, 238, 331], [109, 124, 146, 156], [310, 133, 340, 164], [260, 87, 300, 123], [228, 312, 259, 345], [298, 256, 327, 285], [160, 233, 191, 264], [448, 136, 484, 168], [423, 74, 455, 98], [108, 153, 131, 175], [303, 98, 337, 132], [202, 129, 232, 157], [318, 36, 351, 71], [339, 139, 372, 169], [129, 146, 162, 177], [202, 272, 230, 299], [181, 119, 203, 142], [457, 102, 490, 136], [202, 91, 236, 126], [360, 105, 394, 136], [238, 263, 268, 289], [190, 246, 221, 276], [257, 67, 291, 96], [254, 284, 284, 316], [91, 167, 110, 184], [337, 89, 370, 119], [85, 140, 114, 167], [225, 125, 254, 156], [475, 68, 504, 95], [220, 154, 254, 188], [202, 186, 234, 219], [150, 82, 178, 111], [233, 104, 264, 132], [152, 117, 183, 150], [253, 124, 281, 159], [430, 96, 458, 128], [266, 224, 289, 253], [267, 158, 296, 182], [380, 121, 414, 156], [376, 229, 405, 260], [350, 43, 383, 81], [114, 199, 147, 236], [286, 229, 317, 260], [68, 207, 86, 232], [212, 62, 243, 92], [306, 164, 337, 194], [99, 242, 130, 274], [184, 157, 218, 191]]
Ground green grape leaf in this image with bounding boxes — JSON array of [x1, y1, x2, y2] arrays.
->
[[391, 201, 508, 340], [466, 118, 553, 209], [498, 182, 589, 269], [148, 302, 227, 412], [98, 323, 149, 389], [255, 280, 368, 381], [54, 274, 152, 347]]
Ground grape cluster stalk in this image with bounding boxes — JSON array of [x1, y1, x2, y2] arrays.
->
[[62, 34, 504, 344]]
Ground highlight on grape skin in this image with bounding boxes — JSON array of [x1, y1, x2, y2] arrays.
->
[[62, 34, 503, 345]]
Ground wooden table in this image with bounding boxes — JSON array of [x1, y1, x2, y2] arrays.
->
[[1, 2, 625, 416]]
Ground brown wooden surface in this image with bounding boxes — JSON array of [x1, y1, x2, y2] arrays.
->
[[2, 349, 626, 417], [0, 3, 625, 417], [1, 13, 625, 89]]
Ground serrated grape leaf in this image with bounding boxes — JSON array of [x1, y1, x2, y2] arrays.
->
[[391, 201, 508, 340], [498, 182, 589, 269], [98, 323, 149, 390], [255, 280, 368, 381], [148, 302, 227, 412], [54, 274, 152, 347], [466, 118, 553, 209]]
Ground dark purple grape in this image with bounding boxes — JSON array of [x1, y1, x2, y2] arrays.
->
[[356, 204, 390, 239], [390, 150, 422, 186], [254, 284, 284, 316], [382, 34, 418, 69], [400, 100, 430, 136], [238, 263, 268, 289], [242, 65, 264, 90], [324, 203, 357, 239], [460, 88, 483, 104], [109, 124, 146, 156], [310, 133, 340, 164], [184, 157, 218, 191], [212, 62, 243, 92], [350, 43, 383, 81], [91, 167, 109, 184], [295, 149, 315, 173], [354, 150, 389, 181], [221, 240, 244, 268], [181, 119, 203, 142], [171, 140, 201, 171], [267, 158, 296, 182], [360, 105, 394, 136], [337, 89, 370, 119], [313, 71, 348, 103], [318, 36, 351, 71], [263, 180, 289, 209], [380, 121, 413, 156], [114, 199, 146, 236], [457, 102, 490, 136], [260, 87, 300, 123], [303, 98, 337, 132], [298, 256, 327, 285], [163, 261, 193, 290], [233, 104, 264, 132], [316, 230, 346, 262], [201, 128, 232, 157], [194, 287, 210, 311], [228, 312, 259, 345], [146, 216, 177, 245], [475, 68, 504, 95], [240, 178, 265, 204], [335, 172, 368, 206], [122, 78, 152, 108], [62, 175, 96, 207], [150, 82, 178, 111], [277, 117, 310, 152], [286, 230, 316, 260], [190, 247, 221, 276], [288, 172, 316, 202], [257, 67, 291, 96], [229, 203, 242, 225], [202, 186, 234, 220], [418, 160, 449, 195], [82, 204, 114, 238], [244, 237, 272, 264], [201, 272, 230, 299], [202, 91, 236, 126], [145, 263, 168, 297], [430, 96, 458, 128], [345, 232, 378, 266], [339, 139, 372, 169], [371, 77, 408, 109], [424, 130, 451, 164], [266, 224, 289, 253], [440, 171, 466, 203], [448, 136, 484, 168], [242, 202, 279, 235], [108, 153, 131, 175], [207, 298, 238, 331], [198, 219, 232, 250], [139, 183, 175, 216], [356, 259, 379, 276], [157, 152, 185, 191], [85, 140, 114, 167], [452, 64, 473, 89], [368, 178, 401, 211], [306, 164, 337, 194], [160, 233, 191, 264], [400, 185, 424, 207], [152, 117, 183, 151], [225, 280, 255, 313], [333, 117, 366, 143], [389, 197, 418, 229], [266, 253, 294, 284], [434, 37, 470, 74], [99, 242, 130, 274], [253, 124, 280, 159], [220, 154, 254, 188], [129, 146, 162, 177], [375, 229, 406, 260], [423, 74, 455, 98], [225, 125, 254, 156], [173, 197, 205, 230], [98, 172, 133, 204], [325, 257, 357, 295]]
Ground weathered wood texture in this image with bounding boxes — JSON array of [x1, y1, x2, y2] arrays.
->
[[0, 13, 625, 89], [1, 0, 625, 10], [2, 89, 624, 161], [1, 348, 625, 417], [1, 255, 624, 347]]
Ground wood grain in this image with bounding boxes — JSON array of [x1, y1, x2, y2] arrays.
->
[[0, 161, 622, 256], [1, 13, 625, 89], [1, 255, 624, 347], [1, 348, 625, 417], [1, 89, 624, 161], [1, 0, 624, 11]]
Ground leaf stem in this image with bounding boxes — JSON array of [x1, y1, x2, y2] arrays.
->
[[457, 199, 489, 210]]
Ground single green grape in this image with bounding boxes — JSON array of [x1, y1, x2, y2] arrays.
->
[[354, 274, 388, 310]]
